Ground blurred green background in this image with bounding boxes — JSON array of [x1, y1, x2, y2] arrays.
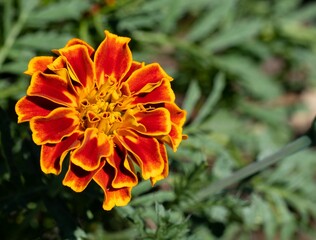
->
[[2, 0, 316, 239]]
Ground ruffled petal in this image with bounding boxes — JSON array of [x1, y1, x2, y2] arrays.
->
[[160, 124, 183, 151], [94, 30, 132, 86], [93, 163, 132, 210], [30, 107, 80, 145], [107, 143, 137, 188], [120, 61, 144, 83], [150, 143, 168, 185], [64, 38, 95, 56], [165, 102, 186, 127], [131, 79, 175, 105], [27, 72, 78, 108], [71, 128, 113, 171], [47, 56, 83, 95], [40, 132, 81, 174], [63, 161, 105, 192], [126, 63, 172, 94], [24, 56, 55, 75], [158, 103, 186, 151], [116, 130, 164, 180], [134, 108, 171, 136], [15, 96, 59, 123], [57, 45, 94, 89]]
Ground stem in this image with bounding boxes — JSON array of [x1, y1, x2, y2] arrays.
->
[[0, 5, 31, 68], [194, 135, 311, 202]]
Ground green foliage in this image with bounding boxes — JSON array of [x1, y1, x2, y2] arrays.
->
[[1, 0, 316, 239]]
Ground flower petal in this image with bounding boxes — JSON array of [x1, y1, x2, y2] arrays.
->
[[116, 130, 164, 180], [158, 103, 186, 151], [24, 56, 55, 75], [165, 102, 186, 127], [47, 56, 83, 95], [160, 124, 183, 151], [107, 143, 137, 188], [15, 96, 59, 123], [126, 63, 172, 94], [40, 132, 81, 174], [120, 61, 144, 83], [63, 161, 105, 192], [71, 128, 113, 171], [131, 79, 175, 105], [150, 143, 168, 185], [30, 107, 80, 145], [93, 163, 132, 210], [94, 30, 132, 86], [64, 38, 95, 56], [134, 108, 171, 136], [57, 45, 94, 89], [27, 72, 77, 108]]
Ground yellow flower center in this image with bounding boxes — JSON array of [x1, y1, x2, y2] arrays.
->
[[78, 80, 127, 135]]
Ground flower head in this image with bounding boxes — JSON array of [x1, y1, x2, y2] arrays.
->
[[15, 31, 186, 210]]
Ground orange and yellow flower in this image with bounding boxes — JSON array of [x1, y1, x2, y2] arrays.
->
[[15, 31, 186, 210]]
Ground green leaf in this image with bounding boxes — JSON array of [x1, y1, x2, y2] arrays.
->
[[191, 72, 225, 126], [182, 80, 201, 120], [202, 19, 263, 52], [1, 61, 29, 74], [186, 0, 236, 41], [15, 31, 73, 51], [130, 191, 175, 207], [26, 0, 90, 27], [214, 55, 281, 99], [284, 3, 316, 22]]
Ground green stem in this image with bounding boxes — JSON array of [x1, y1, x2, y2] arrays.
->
[[0, 6, 30, 69], [194, 135, 311, 202]]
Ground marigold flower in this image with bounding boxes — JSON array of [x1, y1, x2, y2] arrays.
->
[[15, 31, 186, 210]]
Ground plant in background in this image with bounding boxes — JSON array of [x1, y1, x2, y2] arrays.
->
[[2, 0, 316, 239], [15, 30, 186, 210]]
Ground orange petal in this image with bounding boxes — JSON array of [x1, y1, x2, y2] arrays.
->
[[24, 56, 55, 75], [160, 123, 183, 151], [116, 130, 164, 180], [40, 132, 81, 174], [134, 108, 171, 136], [27, 72, 78, 108], [30, 107, 80, 145], [93, 163, 132, 210], [63, 161, 105, 192], [120, 61, 144, 83], [126, 63, 172, 94], [71, 128, 113, 171], [132, 79, 175, 105], [57, 45, 94, 89], [150, 143, 168, 185], [165, 102, 186, 127], [64, 38, 95, 56], [94, 30, 132, 86], [107, 143, 137, 188], [15, 96, 59, 123], [48, 56, 83, 95]]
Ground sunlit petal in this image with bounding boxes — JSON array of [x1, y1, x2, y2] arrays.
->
[[107, 143, 138, 188], [27, 72, 77, 108], [40, 132, 81, 174], [15, 96, 59, 123], [24, 56, 55, 75], [134, 108, 171, 136], [95, 30, 132, 86], [93, 163, 132, 210], [30, 107, 80, 145], [126, 63, 172, 94], [63, 161, 105, 192], [71, 128, 113, 171], [116, 130, 164, 180]]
